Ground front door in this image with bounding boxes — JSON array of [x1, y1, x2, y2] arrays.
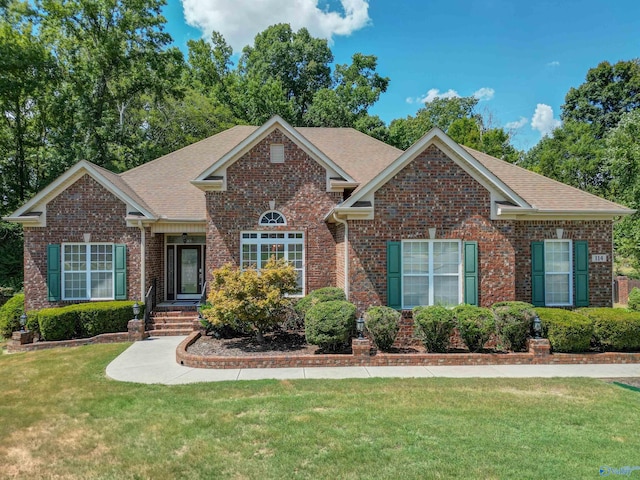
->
[[176, 245, 202, 298]]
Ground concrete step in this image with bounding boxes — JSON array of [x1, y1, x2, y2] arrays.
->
[[148, 328, 194, 336], [149, 322, 195, 330]]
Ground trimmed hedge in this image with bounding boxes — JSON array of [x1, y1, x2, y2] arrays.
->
[[454, 304, 495, 352], [295, 287, 346, 318], [535, 308, 593, 353], [33, 301, 144, 341], [578, 308, 640, 352], [305, 300, 356, 352], [491, 301, 536, 352], [413, 305, 455, 353], [628, 288, 640, 311], [364, 306, 401, 351], [0, 293, 25, 338]]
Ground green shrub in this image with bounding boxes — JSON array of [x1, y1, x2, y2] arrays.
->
[[0, 293, 25, 338], [628, 287, 640, 311], [454, 304, 495, 352], [412, 305, 455, 353], [34, 301, 143, 341], [578, 308, 640, 351], [491, 301, 536, 352], [535, 308, 593, 353], [305, 300, 356, 352], [364, 306, 401, 351], [294, 287, 346, 318]]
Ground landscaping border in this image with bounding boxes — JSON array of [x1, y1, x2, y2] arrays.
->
[[176, 332, 640, 369]]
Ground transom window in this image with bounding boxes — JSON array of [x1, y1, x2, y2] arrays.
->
[[62, 243, 114, 300], [544, 239, 573, 306], [402, 240, 462, 309], [259, 211, 286, 225], [241, 232, 304, 294]]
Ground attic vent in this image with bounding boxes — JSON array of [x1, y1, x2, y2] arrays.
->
[[259, 211, 286, 225], [270, 144, 284, 163]]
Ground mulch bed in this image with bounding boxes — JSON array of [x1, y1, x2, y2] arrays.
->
[[188, 331, 333, 356]]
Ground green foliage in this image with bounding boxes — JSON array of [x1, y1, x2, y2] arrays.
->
[[0, 293, 24, 338], [491, 301, 536, 352], [203, 258, 299, 341], [453, 304, 496, 352], [304, 300, 356, 352], [363, 305, 400, 351], [535, 308, 593, 353], [578, 308, 640, 351], [33, 301, 142, 341], [0, 221, 23, 290], [628, 287, 640, 311], [294, 287, 346, 318], [412, 305, 455, 353]]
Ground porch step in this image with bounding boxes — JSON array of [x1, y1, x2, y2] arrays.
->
[[147, 309, 200, 336], [148, 328, 195, 337]]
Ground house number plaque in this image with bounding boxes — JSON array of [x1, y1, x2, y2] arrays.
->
[[591, 254, 607, 262]]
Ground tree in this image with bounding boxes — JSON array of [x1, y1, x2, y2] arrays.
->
[[562, 59, 640, 138]]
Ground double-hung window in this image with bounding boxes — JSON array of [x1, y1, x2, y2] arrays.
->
[[241, 232, 304, 295], [62, 244, 114, 300], [544, 239, 572, 306], [402, 240, 462, 309]]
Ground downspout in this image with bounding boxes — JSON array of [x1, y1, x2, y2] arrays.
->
[[138, 221, 146, 302], [332, 213, 349, 300]]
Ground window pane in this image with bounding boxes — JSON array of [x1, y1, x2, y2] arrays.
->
[[241, 244, 258, 269], [403, 242, 429, 274], [90, 244, 113, 271], [433, 242, 459, 274], [91, 272, 113, 298], [545, 273, 570, 304], [64, 272, 86, 299], [261, 243, 284, 263], [545, 242, 570, 273], [403, 276, 429, 308], [434, 276, 459, 306], [64, 244, 86, 271]]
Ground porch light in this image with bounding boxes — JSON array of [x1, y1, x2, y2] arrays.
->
[[133, 302, 140, 321], [533, 315, 542, 339], [356, 316, 365, 339], [19, 313, 27, 332]]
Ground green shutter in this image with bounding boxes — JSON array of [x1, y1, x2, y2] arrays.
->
[[531, 242, 545, 307], [463, 241, 478, 306], [114, 244, 127, 300], [387, 241, 402, 309], [574, 240, 589, 307], [47, 244, 61, 301]]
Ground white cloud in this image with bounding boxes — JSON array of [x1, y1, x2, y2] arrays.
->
[[546, 61, 560, 67], [473, 87, 495, 101], [505, 117, 528, 129], [182, 0, 371, 51], [531, 104, 561, 136]]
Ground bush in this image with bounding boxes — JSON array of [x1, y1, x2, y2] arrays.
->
[[535, 308, 593, 353], [305, 300, 356, 352], [491, 301, 536, 352], [203, 258, 299, 343], [0, 293, 25, 338], [294, 287, 346, 318], [412, 305, 455, 353], [628, 288, 640, 311], [578, 308, 640, 351], [364, 306, 401, 351], [454, 304, 495, 352], [33, 301, 143, 341]]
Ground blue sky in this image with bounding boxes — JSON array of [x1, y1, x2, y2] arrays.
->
[[162, 0, 640, 151]]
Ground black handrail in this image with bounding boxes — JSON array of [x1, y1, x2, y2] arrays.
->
[[144, 278, 156, 326]]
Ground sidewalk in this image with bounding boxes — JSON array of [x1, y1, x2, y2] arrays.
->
[[105, 336, 640, 385]]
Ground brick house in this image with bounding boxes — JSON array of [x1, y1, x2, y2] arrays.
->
[[5, 115, 633, 331]]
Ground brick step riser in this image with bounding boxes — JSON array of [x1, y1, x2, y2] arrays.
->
[[148, 329, 194, 337], [149, 323, 198, 330], [150, 317, 199, 323], [151, 312, 200, 318]]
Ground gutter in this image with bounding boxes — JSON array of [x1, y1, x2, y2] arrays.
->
[[331, 212, 349, 301]]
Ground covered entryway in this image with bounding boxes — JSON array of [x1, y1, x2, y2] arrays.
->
[[166, 235, 206, 301]]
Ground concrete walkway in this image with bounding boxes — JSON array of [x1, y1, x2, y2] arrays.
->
[[105, 336, 640, 385]]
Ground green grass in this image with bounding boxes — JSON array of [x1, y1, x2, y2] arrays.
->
[[2, 345, 640, 479]]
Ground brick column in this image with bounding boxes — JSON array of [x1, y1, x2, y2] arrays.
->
[[127, 319, 148, 341], [528, 338, 551, 357], [352, 338, 371, 357]]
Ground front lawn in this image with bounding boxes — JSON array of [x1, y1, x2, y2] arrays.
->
[[1, 345, 639, 479]]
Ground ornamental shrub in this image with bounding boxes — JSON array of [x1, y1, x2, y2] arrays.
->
[[364, 306, 401, 351], [578, 308, 640, 351], [294, 287, 346, 318], [491, 301, 536, 352], [0, 293, 24, 338], [204, 258, 299, 343], [535, 308, 593, 353], [453, 304, 496, 352], [305, 300, 356, 352], [412, 305, 455, 353], [628, 288, 640, 311]]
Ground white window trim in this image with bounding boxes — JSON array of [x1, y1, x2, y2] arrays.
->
[[258, 210, 287, 226], [401, 239, 462, 309], [544, 239, 573, 307], [61, 243, 115, 301], [240, 231, 305, 296]]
